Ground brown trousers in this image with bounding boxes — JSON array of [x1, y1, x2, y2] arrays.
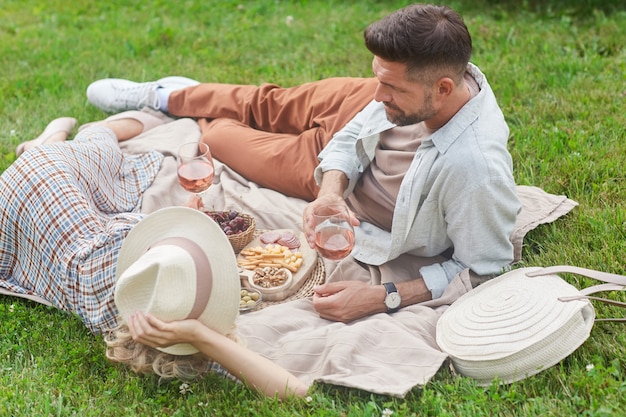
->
[[168, 77, 378, 201]]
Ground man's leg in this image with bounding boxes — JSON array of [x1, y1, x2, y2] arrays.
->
[[199, 118, 322, 200], [171, 78, 378, 200], [168, 77, 377, 136]]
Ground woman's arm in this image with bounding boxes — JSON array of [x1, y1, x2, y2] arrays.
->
[[127, 312, 310, 399]]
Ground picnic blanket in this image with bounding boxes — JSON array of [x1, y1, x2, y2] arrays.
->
[[120, 114, 578, 396], [1, 113, 578, 397]]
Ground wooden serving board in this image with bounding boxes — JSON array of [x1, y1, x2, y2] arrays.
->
[[237, 230, 317, 301]]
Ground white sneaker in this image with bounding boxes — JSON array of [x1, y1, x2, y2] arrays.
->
[[86, 76, 200, 113]]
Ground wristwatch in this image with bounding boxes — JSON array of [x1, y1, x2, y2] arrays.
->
[[383, 282, 401, 313]]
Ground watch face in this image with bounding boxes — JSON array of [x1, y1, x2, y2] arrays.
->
[[385, 293, 401, 309]]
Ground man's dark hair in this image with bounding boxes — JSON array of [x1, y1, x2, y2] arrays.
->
[[364, 4, 472, 84]]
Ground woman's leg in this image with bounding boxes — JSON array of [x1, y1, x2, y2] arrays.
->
[[15, 117, 77, 156], [78, 110, 167, 141]]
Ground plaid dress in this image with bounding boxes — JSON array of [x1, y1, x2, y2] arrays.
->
[[0, 127, 163, 334]]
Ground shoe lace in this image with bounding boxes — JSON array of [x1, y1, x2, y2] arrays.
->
[[115, 82, 159, 110]]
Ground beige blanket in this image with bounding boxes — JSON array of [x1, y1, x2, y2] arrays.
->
[[126, 116, 308, 231], [116, 116, 578, 396], [2, 116, 578, 397]]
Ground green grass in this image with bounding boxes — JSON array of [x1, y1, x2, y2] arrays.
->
[[1, 0, 625, 415]]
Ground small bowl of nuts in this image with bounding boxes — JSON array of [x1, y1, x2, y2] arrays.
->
[[247, 266, 293, 295], [239, 288, 262, 312]]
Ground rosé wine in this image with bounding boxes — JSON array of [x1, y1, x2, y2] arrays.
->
[[314, 225, 355, 260], [177, 160, 214, 193]]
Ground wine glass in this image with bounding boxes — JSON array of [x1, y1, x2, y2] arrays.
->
[[177, 142, 214, 197], [312, 204, 355, 278]]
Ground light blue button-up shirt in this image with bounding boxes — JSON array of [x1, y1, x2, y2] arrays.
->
[[315, 64, 521, 298]]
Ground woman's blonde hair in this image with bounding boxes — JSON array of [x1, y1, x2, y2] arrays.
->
[[104, 321, 241, 380]]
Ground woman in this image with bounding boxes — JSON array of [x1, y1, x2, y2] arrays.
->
[[1, 115, 308, 399]]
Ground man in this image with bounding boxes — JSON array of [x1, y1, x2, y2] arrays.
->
[[302, 5, 520, 323], [87, 4, 520, 327]]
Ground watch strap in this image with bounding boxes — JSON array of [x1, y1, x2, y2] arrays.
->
[[383, 282, 398, 295]]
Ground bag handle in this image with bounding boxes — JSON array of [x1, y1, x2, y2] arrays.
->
[[526, 265, 626, 322], [526, 265, 626, 286]]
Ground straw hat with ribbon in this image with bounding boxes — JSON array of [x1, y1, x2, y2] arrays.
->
[[114, 206, 240, 355]]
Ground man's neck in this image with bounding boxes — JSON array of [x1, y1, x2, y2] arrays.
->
[[424, 81, 472, 130]]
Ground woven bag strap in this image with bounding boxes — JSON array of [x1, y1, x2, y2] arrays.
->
[[526, 265, 626, 322], [526, 265, 626, 286]]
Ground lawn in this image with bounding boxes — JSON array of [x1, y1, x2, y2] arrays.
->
[[1, 0, 625, 416]]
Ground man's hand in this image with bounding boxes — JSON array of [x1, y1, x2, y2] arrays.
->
[[312, 278, 433, 322], [303, 196, 357, 249], [312, 281, 386, 322], [304, 170, 358, 248]]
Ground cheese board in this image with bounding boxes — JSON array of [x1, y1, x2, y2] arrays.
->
[[237, 229, 317, 301]]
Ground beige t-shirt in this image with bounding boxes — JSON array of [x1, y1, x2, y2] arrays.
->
[[347, 73, 480, 231], [347, 123, 432, 230]]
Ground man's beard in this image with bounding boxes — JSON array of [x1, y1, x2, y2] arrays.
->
[[384, 92, 435, 126]]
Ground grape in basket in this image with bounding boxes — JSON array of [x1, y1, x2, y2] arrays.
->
[[207, 210, 248, 235]]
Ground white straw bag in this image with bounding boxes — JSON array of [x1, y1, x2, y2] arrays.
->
[[436, 266, 626, 386]]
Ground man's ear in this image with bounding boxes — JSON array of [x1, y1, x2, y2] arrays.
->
[[435, 77, 455, 97]]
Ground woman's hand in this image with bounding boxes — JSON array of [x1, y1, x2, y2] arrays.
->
[[127, 311, 206, 349], [181, 194, 204, 210]]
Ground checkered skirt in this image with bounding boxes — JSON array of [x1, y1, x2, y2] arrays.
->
[[0, 127, 163, 334]]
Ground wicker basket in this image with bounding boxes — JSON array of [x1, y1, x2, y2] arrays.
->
[[204, 210, 256, 253], [227, 213, 256, 253]]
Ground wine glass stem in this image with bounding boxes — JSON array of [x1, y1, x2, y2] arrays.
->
[[336, 259, 344, 280]]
